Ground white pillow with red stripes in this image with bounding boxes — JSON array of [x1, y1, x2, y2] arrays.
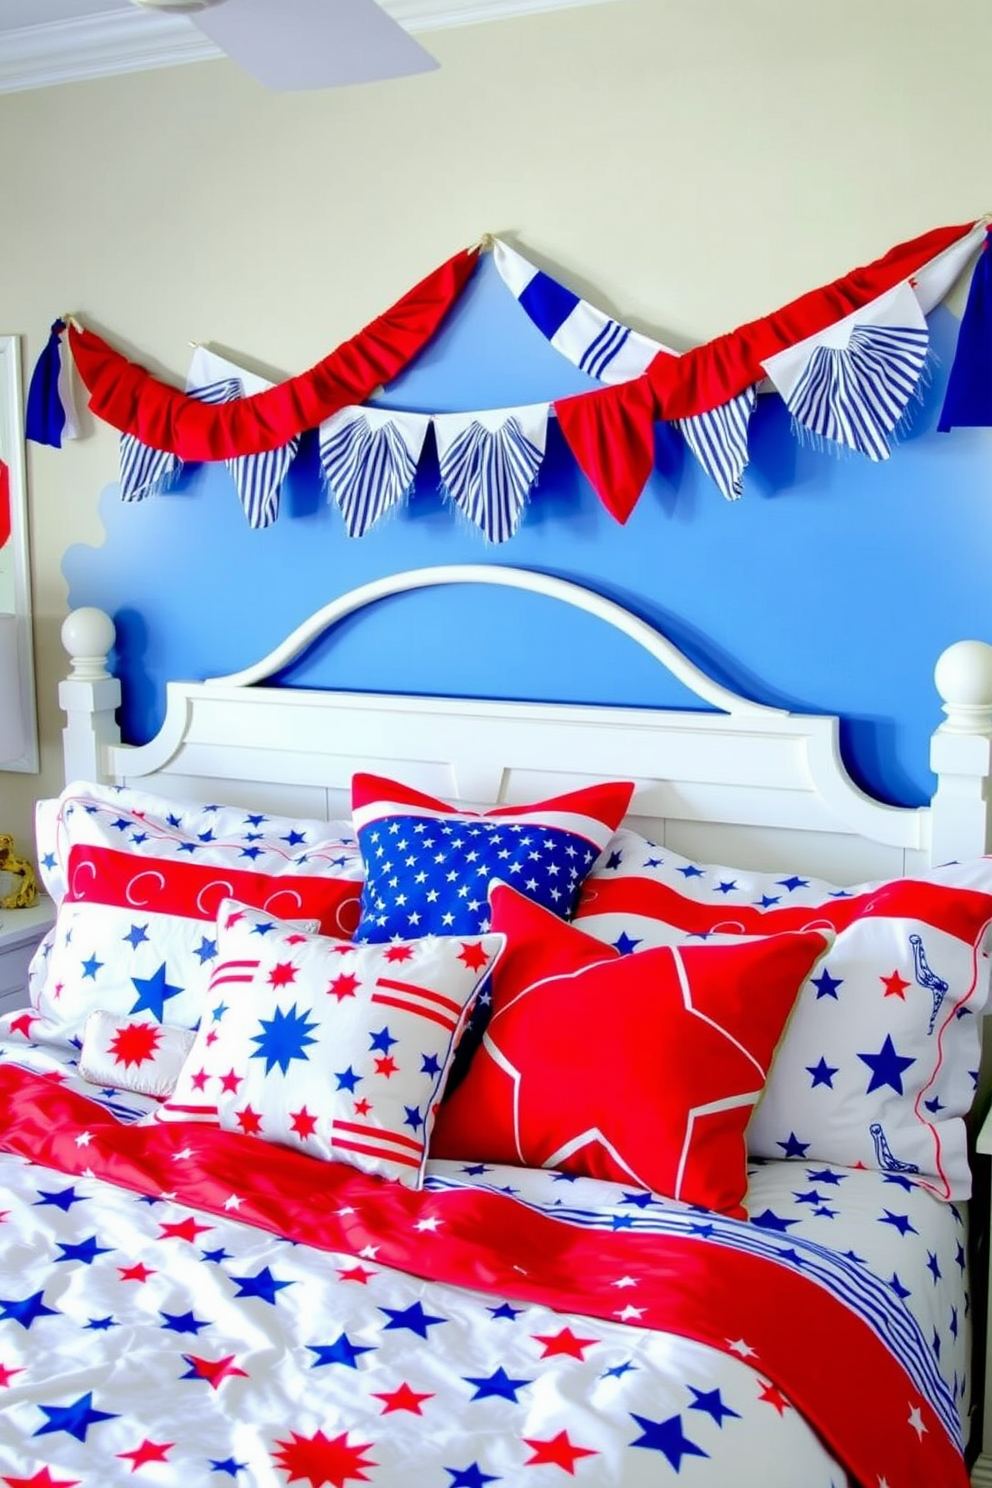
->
[[155, 899, 503, 1188], [33, 782, 365, 1043], [573, 829, 992, 1200]]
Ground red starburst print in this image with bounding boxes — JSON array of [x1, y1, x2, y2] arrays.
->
[[0, 1361, 25, 1387], [383, 944, 414, 963], [271, 1429, 377, 1487], [457, 941, 491, 972], [269, 961, 299, 989], [108, 1022, 163, 1068], [327, 973, 360, 1002]]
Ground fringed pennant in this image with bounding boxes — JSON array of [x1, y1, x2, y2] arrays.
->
[[937, 228, 992, 431], [492, 240, 673, 386], [119, 434, 182, 503], [119, 371, 240, 503], [319, 407, 431, 537], [763, 282, 929, 462], [119, 352, 299, 524], [25, 319, 80, 448], [678, 385, 758, 500], [187, 349, 298, 529], [434, 405, 549, 543]]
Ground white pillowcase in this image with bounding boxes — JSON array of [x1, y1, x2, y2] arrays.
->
[[574, 829, 992, 1200], [32, 781, 364, 1042]]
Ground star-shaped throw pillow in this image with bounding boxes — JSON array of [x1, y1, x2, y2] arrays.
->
[[430, 884, 830, 1216], [157, 899, 503, 1188]]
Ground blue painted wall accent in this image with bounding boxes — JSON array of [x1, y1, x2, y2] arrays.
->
[[63, 254, 992, 809]]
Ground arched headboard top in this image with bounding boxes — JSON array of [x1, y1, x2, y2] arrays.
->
[[58, 565, 992, 885], [205, 564, 787, 719]]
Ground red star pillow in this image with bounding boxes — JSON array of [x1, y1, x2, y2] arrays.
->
[[430, 884, 830, 1216]]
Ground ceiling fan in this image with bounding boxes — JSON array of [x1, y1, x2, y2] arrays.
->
[[128, 0, 439, 90]]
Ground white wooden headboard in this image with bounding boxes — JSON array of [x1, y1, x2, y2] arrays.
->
[[57, 564, 992, 888]]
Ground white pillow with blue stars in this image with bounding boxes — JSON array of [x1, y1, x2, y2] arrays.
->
[[156, 899, 503, 1187], [32, 781, 365, 1044], [574, 828, 992, 1201]]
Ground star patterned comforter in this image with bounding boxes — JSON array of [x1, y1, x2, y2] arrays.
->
[[0, 1028, 973, 1488]]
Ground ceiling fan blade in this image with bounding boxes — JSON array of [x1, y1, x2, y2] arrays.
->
[[190, 0, 438, 90]]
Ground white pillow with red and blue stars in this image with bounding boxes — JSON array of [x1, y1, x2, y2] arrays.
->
[[33, 781, 365, 1043], [573, 828, 992, 1201], [156, 899, 504, 1187], [350, 773, 633, 943]]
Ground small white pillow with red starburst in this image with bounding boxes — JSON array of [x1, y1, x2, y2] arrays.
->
[[80, 1009, 196, 1099]]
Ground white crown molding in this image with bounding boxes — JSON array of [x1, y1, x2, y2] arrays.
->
[[0, 0, 624, 95]]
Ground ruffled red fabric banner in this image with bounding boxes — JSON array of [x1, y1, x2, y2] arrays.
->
[[555, 220, 977, 521], [61, 220, 980, 524], [68, 246, 480, 461]]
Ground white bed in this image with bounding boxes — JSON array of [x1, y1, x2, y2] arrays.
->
[[2, 561, 991, 1487]]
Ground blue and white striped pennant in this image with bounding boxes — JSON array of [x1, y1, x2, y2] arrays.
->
[[186, 348, 298, 529], [678, 385, 758, 500], [119, 372, 244, 503], [433, 404, 549, 543], [492, 240, 674, 386], [319, 407, 430, 537], [763, 281, 929, 462], [119, 432, 182, 503]]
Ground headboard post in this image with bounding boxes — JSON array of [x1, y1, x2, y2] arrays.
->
[[929, 640, 992, 864], [59, 607, 120, 786]]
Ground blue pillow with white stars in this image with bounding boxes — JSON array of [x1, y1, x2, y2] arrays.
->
[[351, 773, 633, 944], [33, 781, 365, 1045], [351, 773, 633, 1089], [573, 826, 992, 1201]]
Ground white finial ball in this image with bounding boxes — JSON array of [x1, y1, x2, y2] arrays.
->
[[61, 608, 116, 669], [934, 639, 992, 708]]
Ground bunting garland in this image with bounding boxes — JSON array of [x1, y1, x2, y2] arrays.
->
[[27, 218, 992, 538]]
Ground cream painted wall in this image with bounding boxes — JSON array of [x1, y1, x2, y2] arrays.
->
[[0, 0, 988, 861]]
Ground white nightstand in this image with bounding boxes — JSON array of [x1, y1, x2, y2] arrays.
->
[[0, 896, 56, 1017]]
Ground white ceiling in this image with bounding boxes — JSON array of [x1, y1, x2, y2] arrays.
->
[[0, 0, 621, 94]]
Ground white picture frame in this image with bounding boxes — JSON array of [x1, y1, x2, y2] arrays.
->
[[0, 335, 38, 773]]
